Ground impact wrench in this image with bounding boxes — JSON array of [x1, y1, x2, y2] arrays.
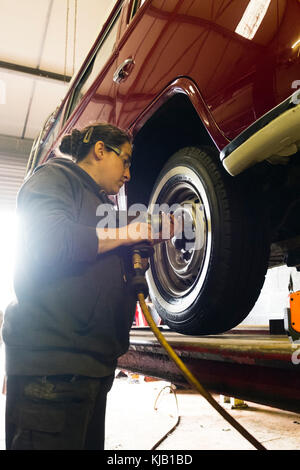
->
[[130, 241, 267, 451]]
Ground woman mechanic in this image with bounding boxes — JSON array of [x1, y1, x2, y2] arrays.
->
[[2, 122, 175, 450]]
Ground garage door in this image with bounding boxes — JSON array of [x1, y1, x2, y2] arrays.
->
[[0, 136, 32, 211]]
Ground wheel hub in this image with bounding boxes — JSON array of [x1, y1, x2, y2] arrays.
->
[[168, 202, 197, 272], [156, 195, 207, 297]]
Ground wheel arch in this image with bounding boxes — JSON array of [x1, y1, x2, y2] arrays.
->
[[127, 81, 227, 207]]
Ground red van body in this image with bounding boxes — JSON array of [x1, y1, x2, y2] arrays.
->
[[28, 0, 300, 334]]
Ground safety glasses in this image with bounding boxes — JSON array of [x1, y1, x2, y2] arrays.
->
[[105, 144, 131, 170]]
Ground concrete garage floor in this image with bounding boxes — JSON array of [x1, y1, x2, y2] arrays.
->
[[105, 373, 300, 451], [0, 372, 299, 450]]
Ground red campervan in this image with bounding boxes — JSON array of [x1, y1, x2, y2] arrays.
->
[[27, 0, 300, 335]]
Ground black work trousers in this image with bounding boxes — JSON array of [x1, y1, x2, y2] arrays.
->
[[5, 373, 115, 450]]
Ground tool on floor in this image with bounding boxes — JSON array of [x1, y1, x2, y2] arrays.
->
[[151, 384, 180, 450], [130, 240, 267, 451], [284, 275, 300, 343]]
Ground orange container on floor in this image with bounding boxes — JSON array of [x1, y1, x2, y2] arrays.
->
[[290, 291, 300, 334]]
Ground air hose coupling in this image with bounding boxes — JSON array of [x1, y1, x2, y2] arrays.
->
[[131, 241, 154, 298]]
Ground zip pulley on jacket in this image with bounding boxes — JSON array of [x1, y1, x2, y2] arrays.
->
[[130, 243, 267, 451]]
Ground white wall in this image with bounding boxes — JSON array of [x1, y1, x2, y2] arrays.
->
[[241, 265, 300, 325]]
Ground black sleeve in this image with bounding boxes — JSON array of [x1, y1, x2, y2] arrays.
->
[[18, 166, 98, 267]]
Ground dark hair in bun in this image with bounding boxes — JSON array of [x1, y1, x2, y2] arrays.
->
[[59, 129, 82, 157], [59, 122, 131, 162]]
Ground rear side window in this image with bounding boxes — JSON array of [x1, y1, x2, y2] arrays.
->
[[130, 0, 147, 20], [27, 108, 62, 175], [66, 7, 122, 120]]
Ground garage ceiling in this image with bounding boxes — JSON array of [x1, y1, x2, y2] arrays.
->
[[0, 0, 117, 142]]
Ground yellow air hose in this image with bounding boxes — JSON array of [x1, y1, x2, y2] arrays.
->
[[137, 292, 267, 451]]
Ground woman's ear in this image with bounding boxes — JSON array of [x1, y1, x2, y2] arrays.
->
[[94, 140, 105, 160]]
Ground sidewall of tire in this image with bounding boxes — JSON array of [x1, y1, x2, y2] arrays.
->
[[147, 146, 269, 334]]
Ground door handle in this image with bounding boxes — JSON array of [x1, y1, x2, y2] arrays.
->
[[113, 58, 134, 83]]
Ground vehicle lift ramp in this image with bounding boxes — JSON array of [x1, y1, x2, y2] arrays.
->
[[118, 326, 300, 414]]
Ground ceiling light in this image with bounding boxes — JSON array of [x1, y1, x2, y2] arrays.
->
[[292, 39, 300, 49], [235, 0, 271, 40]]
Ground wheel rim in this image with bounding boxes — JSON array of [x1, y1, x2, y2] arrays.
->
[[147, 165, 212, 314]]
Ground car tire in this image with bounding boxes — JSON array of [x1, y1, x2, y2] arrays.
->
[[147, 146, 270, 335]]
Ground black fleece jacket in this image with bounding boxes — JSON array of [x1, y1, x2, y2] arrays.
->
[[3, 157, 136, 377]]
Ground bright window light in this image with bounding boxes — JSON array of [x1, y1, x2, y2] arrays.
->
[[235, 0, 271, 40]]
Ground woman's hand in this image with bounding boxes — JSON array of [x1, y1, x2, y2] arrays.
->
[[96, 212, 181, 253]]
